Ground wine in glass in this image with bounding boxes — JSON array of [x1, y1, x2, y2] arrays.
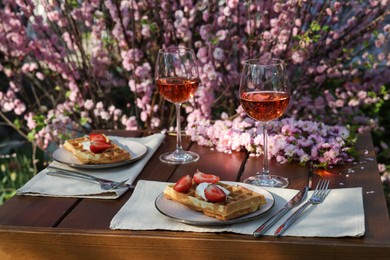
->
[[155, 47, 200, 164], [239, 58, 290, 188]]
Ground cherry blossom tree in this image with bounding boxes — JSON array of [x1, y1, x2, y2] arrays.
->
[[0, 0, 389, 169]]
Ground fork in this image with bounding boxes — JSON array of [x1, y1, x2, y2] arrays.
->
[[46, 169, 134, 190], [274, 179, 330, 236]]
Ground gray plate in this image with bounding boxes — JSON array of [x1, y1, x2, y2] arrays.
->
[[155, 182, 275, 226], [52, 137, 147, 169]]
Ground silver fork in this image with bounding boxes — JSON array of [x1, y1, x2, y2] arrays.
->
[[46, 169, 134, 190], [274, 179, 330, 236]]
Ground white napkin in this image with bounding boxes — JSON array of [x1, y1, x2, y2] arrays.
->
[[110, 180, 365, 237], [17, 134, 165, 199]]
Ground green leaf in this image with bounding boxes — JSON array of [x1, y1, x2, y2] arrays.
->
[[310, 21, 321, 32], [210, 36, 219, 45], [80, 117, 89, 126], [27, 131, 36, 141], [140, 19, 148, 26], [13, 119, 21, 129], [150, 23, 158, 32]]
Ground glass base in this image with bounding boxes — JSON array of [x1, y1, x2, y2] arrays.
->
[[244, 174, 289, 188], [159, 151, 199, 164]]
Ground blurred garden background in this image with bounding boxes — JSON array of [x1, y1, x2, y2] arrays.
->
[[0, 0, 389, 212]]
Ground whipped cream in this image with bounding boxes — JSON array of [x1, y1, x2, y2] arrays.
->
[[195, 182, 209, 200], [82, 141, 91, 151], [195, 182, 230, 201]]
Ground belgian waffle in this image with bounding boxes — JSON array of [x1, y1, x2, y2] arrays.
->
[[63, 136, 131, 164], [163, 182, 266, 220]]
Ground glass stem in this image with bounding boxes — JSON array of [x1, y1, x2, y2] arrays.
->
[[262, 123, 269, 176], [175, 103, 183, 154]]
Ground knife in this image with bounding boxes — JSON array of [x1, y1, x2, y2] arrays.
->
[[46, 166, 134, 189], [253, 186, 308, 237]]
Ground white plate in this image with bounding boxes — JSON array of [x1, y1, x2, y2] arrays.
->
[[155, 182, 275, 226], [52, 136, 148, 169]]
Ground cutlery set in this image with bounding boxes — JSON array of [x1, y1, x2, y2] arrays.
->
[[46, 165, 135, 191], [254, 179, 330, 237], [253, 186, 308, 237]]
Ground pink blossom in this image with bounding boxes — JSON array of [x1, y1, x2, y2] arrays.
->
[[13, 99, 26, 115], [370, 0, 379, 6], [222, 6, 231, 16], [24, 112, 36, 129], [84, 99, 94, 110], [35, 72, 45, 80], [291, 50, 306, 64], [375, 33, 385, 48], [216, 30, 228, 41], [227, 0, 239, 9], [141, 26, 151, 38], [3, 102, 14, 112], [334, 2, 342, 11], [217, 16, 226, 27], [213, 47, 225, 61], [134, 63, 151, 78]]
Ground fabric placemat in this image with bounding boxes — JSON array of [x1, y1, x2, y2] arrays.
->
[[17, 134, 165, 199], [110, 180, 365, 237]]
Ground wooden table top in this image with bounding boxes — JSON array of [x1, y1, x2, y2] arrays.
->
[[0, 130, 389, 259]]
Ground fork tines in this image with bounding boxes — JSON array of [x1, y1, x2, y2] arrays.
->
[[314, 179, 330, 202]]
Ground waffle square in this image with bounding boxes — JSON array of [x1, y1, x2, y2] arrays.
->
[[63, 136, 131, 164], [163, 182, 266, 220]]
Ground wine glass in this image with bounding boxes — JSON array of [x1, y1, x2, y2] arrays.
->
[[239, 58, 290, 188], [155, 47, 200, 164]]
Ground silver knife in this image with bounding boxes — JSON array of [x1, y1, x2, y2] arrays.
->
[[253, 186, 308, 237], [46, 166, 134, 189]]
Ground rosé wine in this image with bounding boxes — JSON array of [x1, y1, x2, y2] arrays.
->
[[240, 91, 290, 122], [156, 77, 199, 103]]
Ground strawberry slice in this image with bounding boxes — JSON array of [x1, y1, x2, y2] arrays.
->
[[89, 133, 109, 143], [90, 140, 113, 153], [173, 175, 192, 193], [204, 184, 226, 202], [193, 170, 220, 184]]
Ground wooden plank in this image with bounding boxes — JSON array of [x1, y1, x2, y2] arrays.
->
[[91, 129, 145, 138], [0, 227, 389, 259], [0, 196, 78, 227], [168, 142, 248, 182], [240, 156, 308, 190], [133, 134, 182, 182], [55, 193, 133, 229]]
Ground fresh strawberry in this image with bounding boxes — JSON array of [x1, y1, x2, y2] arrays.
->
[[89, 133, 109, 143], [204, 184, 226, 202], [193, 170, 220, 184], [173, 175, 192, 193], [89, 141, 113, 153]]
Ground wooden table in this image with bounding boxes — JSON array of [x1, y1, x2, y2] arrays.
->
[[0, 131, 389, 259]]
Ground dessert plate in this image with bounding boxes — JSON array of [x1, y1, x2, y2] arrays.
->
[[52, 136, 147, 169], [155, 182, 274, 226]]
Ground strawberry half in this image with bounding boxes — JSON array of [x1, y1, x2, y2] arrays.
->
[[193, 170, 220, 184], [204, 184, 227, 202], [89, 133, 109, 143], [89, 140, 113, 153], [173, 175, 192, 193]]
